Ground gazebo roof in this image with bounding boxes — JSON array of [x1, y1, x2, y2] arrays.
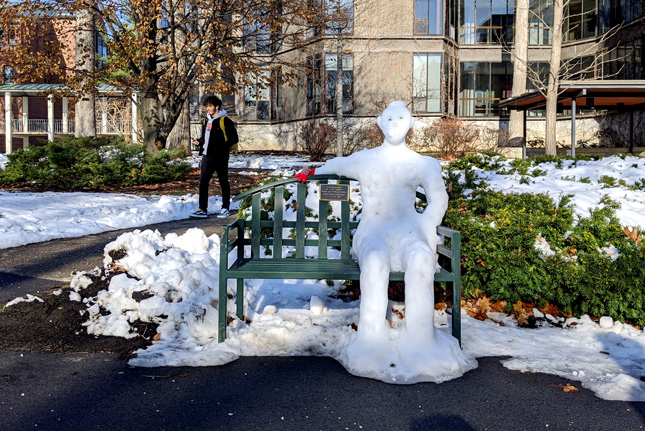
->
[[499, 80, 645, 111], [0, 84, 126, 97]]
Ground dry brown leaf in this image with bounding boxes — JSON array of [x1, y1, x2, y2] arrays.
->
[[153, 333, 161, 341], [624, 226, 642, 243], [435, 302, 448, 311], [549, 383, 579, 392], [490, 300, 508, 313], [538, 302, 559, 318], [391, 308, 405, 319], [513, 301, 532, 327]]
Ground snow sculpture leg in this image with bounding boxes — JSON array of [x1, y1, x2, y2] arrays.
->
[[400, 241, 437, 341], [344, 239, 394, 374]]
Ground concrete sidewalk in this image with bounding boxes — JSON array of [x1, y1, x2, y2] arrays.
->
[[0, 215, 233, 303]]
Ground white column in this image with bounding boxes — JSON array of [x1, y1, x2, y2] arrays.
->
[[22, 96, 29, 148], [22, 96, 28, 133], [62, 97, 69, 133], [47, 94, 54, 141], [5, 92, 12, 154], [101, 97, 107, 135], [131, 92, 138, 143]]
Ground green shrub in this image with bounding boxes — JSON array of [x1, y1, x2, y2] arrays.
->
[[0, 137, 191, 188], [444, 189, 645, 326]]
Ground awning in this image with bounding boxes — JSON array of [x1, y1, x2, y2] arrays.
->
[[499, 80, 645, 111]]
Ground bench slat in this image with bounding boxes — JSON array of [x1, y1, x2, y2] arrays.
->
[[273, 186, 284, 259], [296, 182, 306, 258], [318, 179, 329, 259], [252, 193, 261, 258]]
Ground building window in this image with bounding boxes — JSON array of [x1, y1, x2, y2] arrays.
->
[[307, 54, 323, 115], [325, 0, 354, 34], [244, 70, 271, 120], [325, 53, 353, 114], [603, 40, 645, 79], [413, 53, 443, 112], [529, 0, 553, 45], [460, 0, 514, 44], [459, 62, 512, 116], [565, 0, 596, 41], [414, 0, 443, 35]]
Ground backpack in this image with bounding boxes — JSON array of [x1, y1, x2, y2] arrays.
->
[[202, 116, 238, 152]]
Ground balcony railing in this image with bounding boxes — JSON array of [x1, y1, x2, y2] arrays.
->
[[4, 119, 131, 135]]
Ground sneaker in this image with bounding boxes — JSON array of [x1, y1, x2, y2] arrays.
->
[[217, 208, 231, 218], [189, 209, 208, 218]]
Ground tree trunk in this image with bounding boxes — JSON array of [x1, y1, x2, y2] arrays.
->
[[167, 99, 190, 150], [142, 94, 163, 151], [545, 0, 564, 155], [166, 0, 190, 151], [509, 0, 529, 147], [335, 37, 344, 157], [74, 4, 96, 138]]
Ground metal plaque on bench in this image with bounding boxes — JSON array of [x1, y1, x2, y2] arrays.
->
[[319, 183, 350, 201]]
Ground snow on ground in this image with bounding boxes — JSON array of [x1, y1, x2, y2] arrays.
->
[[2, 152, 645, 400]]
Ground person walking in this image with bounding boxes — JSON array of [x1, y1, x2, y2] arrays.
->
[[190, 95, 239, 218]]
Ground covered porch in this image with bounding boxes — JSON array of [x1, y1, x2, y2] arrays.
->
[[499, 80, 645, 158], [1, 84, 138, 154]]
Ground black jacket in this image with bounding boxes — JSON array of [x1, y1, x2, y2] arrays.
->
[[198, 114, 239, 157]]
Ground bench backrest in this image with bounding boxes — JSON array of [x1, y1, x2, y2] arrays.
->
[[233, 175, 357, 261], [232, 175, 460, 263]]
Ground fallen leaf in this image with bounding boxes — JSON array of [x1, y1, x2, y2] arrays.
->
[[549, 383, 579, 392], [435, 302, 447, 311], [153, 333, 161, 341]]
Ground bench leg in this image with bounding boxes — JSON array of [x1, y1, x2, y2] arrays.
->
[[218, 276, 228, 343], [236, 278, 244, 320], [451, 280, 462, 347]]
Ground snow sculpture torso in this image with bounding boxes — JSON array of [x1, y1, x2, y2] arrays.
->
[[315, 101, 476, 383]]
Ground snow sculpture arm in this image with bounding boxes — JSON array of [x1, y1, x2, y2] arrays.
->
[[420, 158, 449, 245], [314, 151, 365, 179]]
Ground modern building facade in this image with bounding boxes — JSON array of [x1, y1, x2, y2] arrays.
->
[[229, 0, 645, 151]]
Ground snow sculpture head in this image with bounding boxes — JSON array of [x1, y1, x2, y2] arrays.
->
[[376, 101, 415, 146]]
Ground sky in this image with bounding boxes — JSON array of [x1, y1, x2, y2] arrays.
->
[[2, 151, 645, 401]]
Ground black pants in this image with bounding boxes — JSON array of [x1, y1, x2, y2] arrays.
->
[[199, 154, 230, 212]]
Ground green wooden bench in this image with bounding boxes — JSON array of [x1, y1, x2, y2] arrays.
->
[[218, 175, 462, 345]]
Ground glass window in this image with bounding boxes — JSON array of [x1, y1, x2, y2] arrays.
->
[[325, 0, 354, 34], [459, 62, 511, 116], [244, 70, 271, 120], [414, 0, 443, 35], [325, 54, 354, 114], [413, 53, 443, 112], [307, 54, 323, 115], [476, 0, 492, 43], [529, 0, 553, 45], [460, 0, 476, 43]]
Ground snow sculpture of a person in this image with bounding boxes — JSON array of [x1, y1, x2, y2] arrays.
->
[[295, 101, 475, 383]]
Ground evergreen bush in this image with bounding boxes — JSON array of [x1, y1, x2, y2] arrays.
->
[[0, 137, 191, 188]]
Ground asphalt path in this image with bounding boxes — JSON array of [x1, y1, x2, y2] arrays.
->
[[1, 217, 644, 430]]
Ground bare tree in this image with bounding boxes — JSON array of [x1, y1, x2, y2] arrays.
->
[[509, 0, 529, 147], [509, 0, 621, 155]]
